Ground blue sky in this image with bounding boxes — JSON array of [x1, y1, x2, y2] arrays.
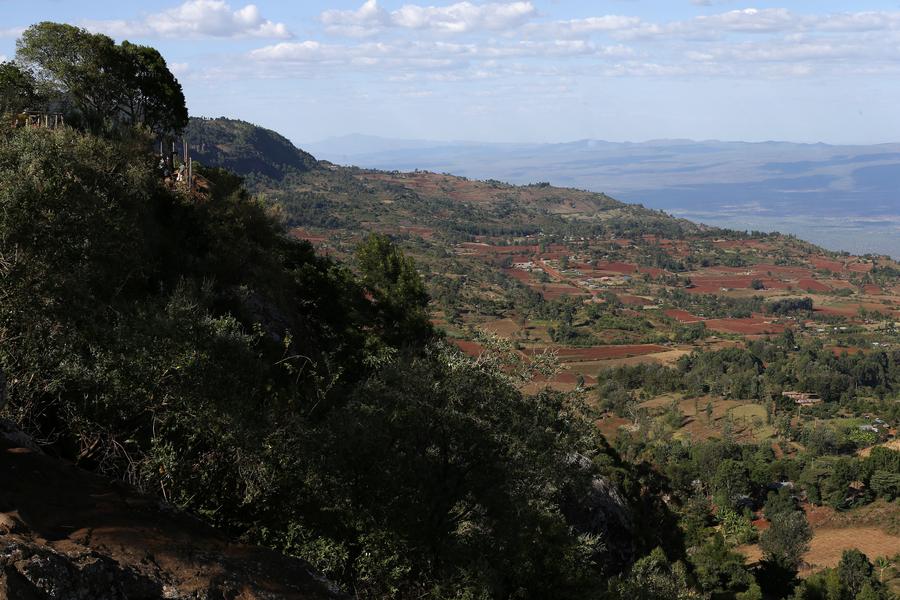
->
[[3, 1, 900, 145]]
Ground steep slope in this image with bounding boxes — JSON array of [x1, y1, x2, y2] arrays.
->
[[0, 423, 343, 599], [183, 118, 702, 242], [185, 117, 317, 181]]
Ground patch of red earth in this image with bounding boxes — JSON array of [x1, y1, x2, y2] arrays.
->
[[539, 285, 589, 300], [803, 503, 836, 528], [639, 266, 668, 278], [459, 242, 536, 255], [687, 277, 792, 293], [397, 225, 435, 239], [453, 340, 485, 357], [532, 372, 598, 386], [827, 346, 865, 357], [752, 518, 771, 531], [711, 240, 746, 249], [595, 415, 630, 438], [863, 284, 882, 295], [824, 279, 855, 290], [750, 264, 816, 279], [616, 294, 652, 307], [704, 317, 786, 335], [595, 261, 638, 274], [664, 309, 703, 323], [289, 228, 329, 244], [810, 257, 846, 272], [523, 344, 668, 361], [797, 279, 831, 292], [815, 307, 858, 318], [504, 268, 539, 283], [848, 262, 873, 273]]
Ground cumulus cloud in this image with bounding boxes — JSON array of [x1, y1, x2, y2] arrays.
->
[[86, 0, 291, 39], [236, 5, 900, 83], [321, 0, 537, 36]]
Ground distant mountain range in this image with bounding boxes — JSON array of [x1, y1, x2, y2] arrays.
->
[[304, 135, 900, 259]]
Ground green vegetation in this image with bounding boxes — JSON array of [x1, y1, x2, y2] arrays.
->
[[4, 24, 900, 600], [0, 122, 689, 598], [15, 22, 187, 135]]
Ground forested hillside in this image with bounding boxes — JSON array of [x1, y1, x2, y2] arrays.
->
[[2, 21, 900, 600], [0, 24, 690, 600]]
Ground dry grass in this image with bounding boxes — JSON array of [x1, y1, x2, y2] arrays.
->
[[739, 501, 900, 574], [739, 528, 900, 574]]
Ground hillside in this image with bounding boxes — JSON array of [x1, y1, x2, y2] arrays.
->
[[0, 422, 342, 599], [185, 121, 900, 596], [186, 117, 703, 242], [0, 123, 696, 599], [304, 134, 900, 258], [185, 117, 317, 181]]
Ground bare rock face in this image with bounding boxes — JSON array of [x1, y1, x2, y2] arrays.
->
[[560, 453, 637, 574], [0, 429, 345, 600]]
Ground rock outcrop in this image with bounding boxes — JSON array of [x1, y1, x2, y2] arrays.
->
[[0, 425, 343, 599]]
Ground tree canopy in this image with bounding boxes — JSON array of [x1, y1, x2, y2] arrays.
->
[[15, 22, 187, 134]]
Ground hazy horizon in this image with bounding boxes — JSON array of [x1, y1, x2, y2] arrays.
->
[[302, 131, 900, 148]]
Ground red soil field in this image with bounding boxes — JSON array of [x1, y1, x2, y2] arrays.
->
[[397, 225, 435, 239], [504, 268, 539, 283], [532, 372, 598, 386], [453, 340, 485, 357], [664, 309, 703, 323], [863, 284, 882, 295], [798, 279, 831, 292], [523, 344, 668, 361], [825, 279, 855, 290], [289, 228, 328, 244], [539, 284, 589, 300], [847, 262, 873, 273], [617, 294, 652, 306], [704, 317, 786, 335], [827, 346, 865, 357], [751, 264, 815, 278], [809, 257, 845, 272], [595, 261, 638, 274], [640, 267, 668, 278]]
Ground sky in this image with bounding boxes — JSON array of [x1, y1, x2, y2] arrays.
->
[[3, 1, 900, 145]]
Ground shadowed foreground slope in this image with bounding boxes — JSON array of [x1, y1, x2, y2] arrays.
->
[[0, 424, 343, 599]]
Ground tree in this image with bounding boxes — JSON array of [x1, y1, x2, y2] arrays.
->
[[690, 534, 752, 595], [869, 471, 900, 500], [355, 233, 433, 346], [712, 459, 750, 507], [16, 22, 122, 130], [0, 61, 43, 115], [736, 582, 762, 600], [16, 22, 187, 134], [764, 487, 798, 521], [114, 41, 188, 134], [874, 557, 892, 584], [759, 510, 812, 570], [855, 583, 880, 600], [613, 547, 698, 600], [838, 549, 874, 599]]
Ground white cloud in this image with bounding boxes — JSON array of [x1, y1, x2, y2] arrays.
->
[[322, 1, 537, 36], [86, 0, 291, 39], [0, 27, 24, 39], [236, 6, 900, 84]]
